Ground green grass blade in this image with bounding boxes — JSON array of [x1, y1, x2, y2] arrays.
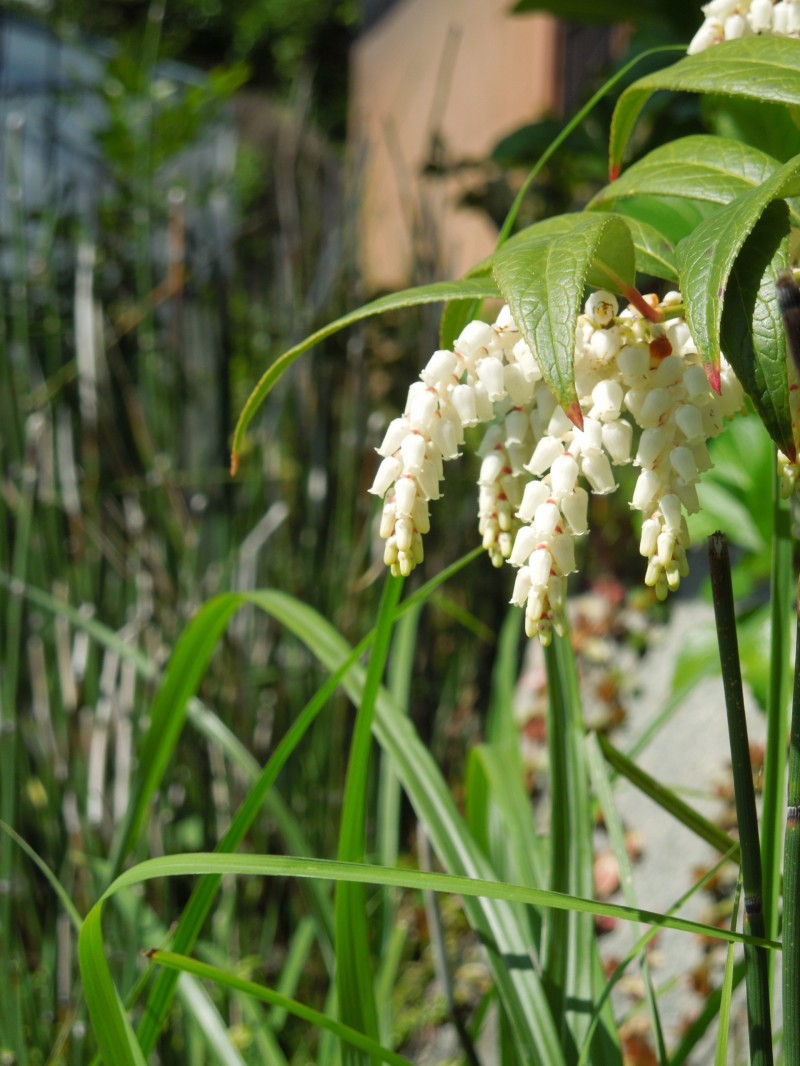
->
[[335, 575, 403, 1064], [714, 876, 743, 1066], [149, 951, 414, 1066], [0, 819, 82, 932]]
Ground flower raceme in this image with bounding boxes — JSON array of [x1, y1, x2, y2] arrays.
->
[[369, 292, 745, 643], [688, 0, 800, 53]]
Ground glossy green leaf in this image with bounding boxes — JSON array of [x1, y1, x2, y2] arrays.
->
[[719, 202, 792, 456], [620, 216, 677, 281], [610, 37, 800, 177], [677, 151, 799, 412], [493, 214, 635, 411], [595, 135, 800, 224], [231, 277, 500, 474]]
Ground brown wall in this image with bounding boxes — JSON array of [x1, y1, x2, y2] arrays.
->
[[350, 0, 558, 291]]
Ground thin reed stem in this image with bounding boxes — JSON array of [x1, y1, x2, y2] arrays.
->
[[708, 532, 773, 1066], [782, 576, 800, 1065]]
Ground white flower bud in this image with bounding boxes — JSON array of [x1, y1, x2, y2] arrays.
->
[[421, 349, 457, 387], [476, 356, 506, 401], [581, 451, 616, 494], [512, 339, 540, 380], [618, 346, 649, 384], [724, 13, 747, 39], [416, 462, 441, 501], [550, 532, 576, 575], [517, 479, 551, 522], [602, 420, 633, 464], [636, 427, 670, 469], [395, 515, 414, 552], [688, 17, 723, 52], [675, 481, 700, 513], [394, 476, 418, 515], [510, 525, 539, 567], [479, 453, 505, 485], [674, 405, 704, 442], [456, 320, 494, 359], [504, 363, 535, 405], [377, 417, 410, 457], [510, 566, 533, 606], [477, 425, 504, 458], [547, 405, 574, 438], [653, 355, 683, 388], [590, 380, 624, 420], [534, 500, 561, 536], [527, 435, 564, 475], [670, 446, 698, 483], [530, 547, 553, 589], [638, 387, 672, 428], [660, 494, 683, 533], [370, 456, 402, 497], [551, 453, 579, 495], [590, 327, 622, 361], [451, 384, 478, 426], [657, 529, 676, 567], [413, 496, 430, 534], [748, 0, 774, 31], [683, 365, 711, 404], [640, 518, 659, 558], [632, 468, 661, 511], [561, 487, 589, 535], [400, 432, 427, 473], [505, 408, 530, 445], [408, 389, 438, 432], [473, 382, 495, 421]]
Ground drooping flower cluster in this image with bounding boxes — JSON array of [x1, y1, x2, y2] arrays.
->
[[369, 291, 744, 643], [688, 0, 800, 53]]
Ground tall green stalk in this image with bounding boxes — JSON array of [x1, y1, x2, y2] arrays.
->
[[708, 533, 773, 1066], [782, 575, 800, 1065]]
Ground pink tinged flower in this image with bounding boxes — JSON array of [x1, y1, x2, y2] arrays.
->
[[632, 468, 662, 511], [510, 566, 533, 607], [517, 479, 551, 522], [476, 356, 506, 400], [377, 417, 410, 457], [551, 453, 579, 494], [581, 451, 616, 494], [510, 525, 539, 566], [477, 425, 504, 457], [561, 487, 589, 535], [602, 421, 633, 464], [370, 456, 402, 497], [451, 384, 479, 426], [527, 436, 565, 476], [400, 432, 427, 473]]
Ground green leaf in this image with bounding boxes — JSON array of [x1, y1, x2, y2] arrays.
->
[[620, 216, 677, 281], [594, 135, 800, 224], [231, 277, 500, 474], [718, 202, 792, 456], [677, 151, 799, 419], [493, 214, 635, 411], [610, 37, 800, 177]]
